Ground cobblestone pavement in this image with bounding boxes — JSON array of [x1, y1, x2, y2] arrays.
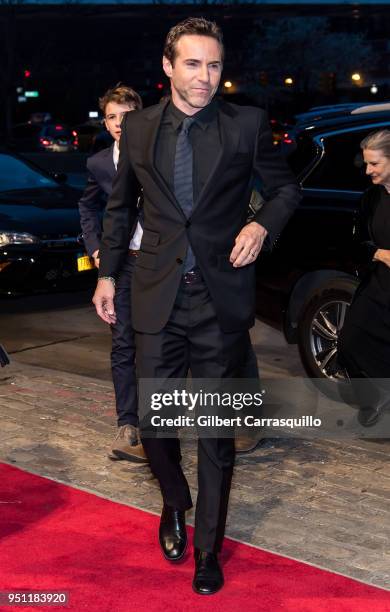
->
[[1, 326, 389, 591]]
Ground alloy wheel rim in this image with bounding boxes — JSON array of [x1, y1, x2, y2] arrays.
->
[[309, 299, 350, 379]]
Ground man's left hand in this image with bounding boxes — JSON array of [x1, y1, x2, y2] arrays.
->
[[230, 222, 268, 267]]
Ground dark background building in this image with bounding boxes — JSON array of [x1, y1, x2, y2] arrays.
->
[[1, 2, 389, 136]]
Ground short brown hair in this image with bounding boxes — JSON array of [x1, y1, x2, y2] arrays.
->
[[163, 17, 224, 65], [361, 130, 390, 158], [99, 84, 142, 116]]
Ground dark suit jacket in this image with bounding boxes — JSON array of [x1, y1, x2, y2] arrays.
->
[[356, 185, 382, 261], [349, 185, 385, 296], [78, 145, 116, 256], [99, 99, 301, 333]]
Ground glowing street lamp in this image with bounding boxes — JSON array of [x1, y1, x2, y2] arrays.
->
[[351, 73, 361, 83], [370, 84, 378, 94], [284, 77, 294, 86], [224, 80, 233, 89]]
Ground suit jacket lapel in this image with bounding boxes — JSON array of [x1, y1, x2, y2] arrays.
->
[[193, 101, 240, 212], [106, 144, 116, 179], [141, 99, 240, 217], [94, 145, 115, 195], [143, 99, 185, 216], [94, 144, 114, 176]]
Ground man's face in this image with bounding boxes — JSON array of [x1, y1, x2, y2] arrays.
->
[[104, 101, 135, 142], [163, 35, 223, 115], [364, 148, 390, 186]]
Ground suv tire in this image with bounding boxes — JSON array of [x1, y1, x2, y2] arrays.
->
[[297, 279, 357, 379]]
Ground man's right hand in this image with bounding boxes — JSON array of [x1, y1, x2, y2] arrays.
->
[[92, 279, 116, 325]]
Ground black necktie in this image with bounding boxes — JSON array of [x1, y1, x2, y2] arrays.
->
[[174, 116, 196, 273]]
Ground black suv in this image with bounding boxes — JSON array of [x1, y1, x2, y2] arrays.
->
[[255, 110, 390, 380]]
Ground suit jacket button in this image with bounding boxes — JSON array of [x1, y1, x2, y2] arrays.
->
[[176, 258, 183, 265]]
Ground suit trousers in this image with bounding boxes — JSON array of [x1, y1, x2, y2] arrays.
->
[[238, 339, 259, 379], [137, 276, 249, 553], [110, 254, 138, 427]]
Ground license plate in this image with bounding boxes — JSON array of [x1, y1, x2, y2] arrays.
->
[[77, 254, 94, 272]]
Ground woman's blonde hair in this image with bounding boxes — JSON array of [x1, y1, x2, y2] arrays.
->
[[360, 130, 390, 158]]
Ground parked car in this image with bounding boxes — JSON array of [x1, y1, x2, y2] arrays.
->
[[270, 119, 294, 146], [72, 122, 109, 153], [281, 103, 390, 156], [293, 103, 372, 126], [255, 110, 390, 380], [29, 112, 53, 124], [10, 123, 78, 153], [0, 150, 96, 295]]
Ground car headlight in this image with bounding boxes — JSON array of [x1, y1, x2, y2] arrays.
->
[[0, 232, 40, 247]]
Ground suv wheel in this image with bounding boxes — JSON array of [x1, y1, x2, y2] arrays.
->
[[297, 280, 357, 379]]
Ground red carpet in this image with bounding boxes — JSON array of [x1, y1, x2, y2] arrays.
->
[[0, 463, 389, 612]]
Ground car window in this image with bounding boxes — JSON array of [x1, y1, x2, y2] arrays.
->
[[287, 133, 319, 176], [0, 154, 57, 191], [303, 129, 377, 191], [42, 125, 71, 138]]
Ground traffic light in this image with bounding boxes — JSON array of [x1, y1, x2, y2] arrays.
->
[[24, 69, 31, 78]]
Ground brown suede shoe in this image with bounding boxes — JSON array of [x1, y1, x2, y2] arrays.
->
[[109, 424, 148, 463], [235, 436, 262, 454]]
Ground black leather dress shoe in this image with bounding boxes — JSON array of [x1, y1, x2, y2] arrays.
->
[[358, 406, 382, 427], [159, 505, 187, 562], [192, 549, 224, 595]]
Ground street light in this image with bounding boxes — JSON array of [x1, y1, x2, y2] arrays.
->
[[224, 81, 233, 89], [351, 73, 361, 83], [370, 84, 378, 95], [284, 77, 294, 86]]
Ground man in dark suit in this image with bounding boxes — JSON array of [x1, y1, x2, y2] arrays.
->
[[93, 17, 301, 594], [79, 84, 147, 463]]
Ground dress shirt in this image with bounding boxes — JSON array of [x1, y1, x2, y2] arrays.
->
[[155, 99, 221, 206]]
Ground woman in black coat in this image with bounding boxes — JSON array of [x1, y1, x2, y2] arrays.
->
[[338, 129, 390, 426]]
